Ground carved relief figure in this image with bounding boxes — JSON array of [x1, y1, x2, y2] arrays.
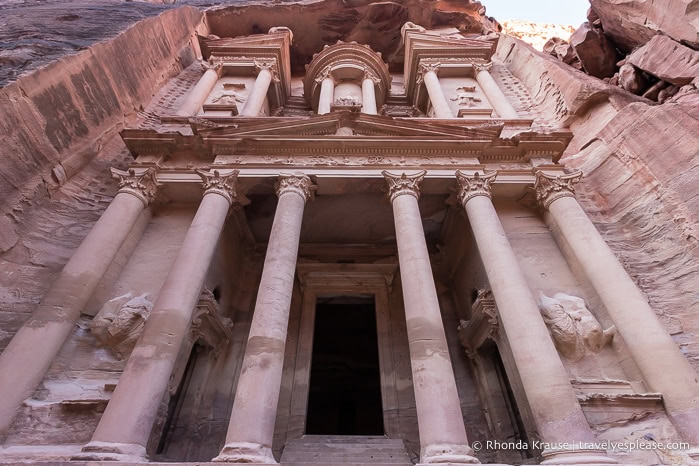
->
[[90, 293, 154, 359], [538, 292, 615, 361], [211, 92, 245, 105]]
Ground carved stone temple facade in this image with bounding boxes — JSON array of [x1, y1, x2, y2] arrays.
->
[[1, 14, 698, 466]]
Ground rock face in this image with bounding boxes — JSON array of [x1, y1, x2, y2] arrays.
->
[[626, 35, 699, 86], [569, 22, 618, 78], [589, 0, 699, 51]]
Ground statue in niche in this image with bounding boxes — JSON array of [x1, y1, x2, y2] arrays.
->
[[334, 96, 360, 106], [538, 292, 615, 361], [90, 292, 154, 359]]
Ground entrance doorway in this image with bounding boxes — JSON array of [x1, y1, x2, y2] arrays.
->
[[305, 296, 384, 435]]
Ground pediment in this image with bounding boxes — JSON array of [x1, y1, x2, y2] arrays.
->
[[196, 112, 503, 140]]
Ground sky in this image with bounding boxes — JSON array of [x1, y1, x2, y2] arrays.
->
[[483, 0, 590, 25]]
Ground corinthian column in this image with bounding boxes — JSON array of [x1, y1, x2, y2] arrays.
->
[[361, 70, 379, 115], [176, 61, 223, 117], [473, 63, 518, 119], [74, 169, 239, 462], [317, 67, 335, 115], [418, 63, 453, 119], [215, 174, 315, 464], [383, 171, 478, 465], [0, 168, 157, 437], [456, 171, 614, 465], [240, 60, 278, 117], [535, 171, 699, 447]]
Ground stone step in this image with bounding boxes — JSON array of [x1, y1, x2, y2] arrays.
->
[[280, 436, 412, 464]]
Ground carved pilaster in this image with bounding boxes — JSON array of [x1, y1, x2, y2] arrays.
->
[[458, 289, 499, 358], [382, 170, 426, 202], [202, 60, 224, 77], [275, 174, 316, 203], [110, 167, 159, 207], [254, 59, 280, 83], [455, 170, 497, 205], [196, 169, 240, 205], [472, 62, 493, 73], [534, 170, 583, 209]]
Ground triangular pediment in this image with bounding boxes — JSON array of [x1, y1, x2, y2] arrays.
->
[[196, 112, 503, 140]]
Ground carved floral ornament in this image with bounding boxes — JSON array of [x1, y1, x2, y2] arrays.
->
[[382, 170, 426, 202], [110, 167, 160, 206], [254, 58, 281, 83], [201, 60, 224, 76], [455, 170, 497, 205], [275, 174, 317, 202], [196, 169, 240, 205], [534, 170, 583, 209]]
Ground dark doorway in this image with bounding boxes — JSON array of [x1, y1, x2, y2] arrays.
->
[[305, 296, 384, 435]]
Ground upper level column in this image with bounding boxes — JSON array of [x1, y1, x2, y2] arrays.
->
[[0, 167, 157, 438], [418, 63, 453, 119], [240, 60, 279, 117], [176, 62, 223, 117], [215, 174, 316, 464], [535, 171, 699, 449], [473, 63, 518, 119], [456, 171, 615, 465], [74, 170, 239, 462], [383, 171, 478, 465], [361, 69, 379, 115]]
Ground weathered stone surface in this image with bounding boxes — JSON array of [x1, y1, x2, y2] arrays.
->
[[590, 0, 699, 51], [626, 34, 699, 86], [618, 63, 650, 94], [570, 22, 618, 79]]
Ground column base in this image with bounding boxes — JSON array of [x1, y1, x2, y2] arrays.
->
[[541, 448, 617, 464], [213, 441, 277, 463], [420, 443, 480, 464], [70, 441, 148, 462]]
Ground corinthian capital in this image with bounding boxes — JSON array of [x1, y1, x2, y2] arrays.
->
[[534, 170, 582, 209], [202, 60, 224, 77], [382, 170, 426, 202], [254, 59, 280, 82], [416, 61, 440, 85], [275, 174, 316, 203], [111, 167, 159, 207], [472, 62, 493, 73], [455, 170, 497, 206], [196, 169, 240, 205]]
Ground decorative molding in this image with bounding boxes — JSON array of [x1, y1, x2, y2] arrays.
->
[[382, 170, 426, 202], [455, 170, 497, 205], [110, 167, 159, 206], [196, 169, 240, 205], [534, 170, 582, 209], [458, 289, 499, 358], [275, 174, 316, 202]]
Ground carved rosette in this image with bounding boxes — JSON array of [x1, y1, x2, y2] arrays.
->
[[382, 170, 426, 202], [275, 174, 316, 203], [455, 170, 497, 206], [254, 59, 281, 83], [110, 167, 159, 207], [472, 62, 493, 74], [534, 170, 583, 209], [196, 169, 240, 205]]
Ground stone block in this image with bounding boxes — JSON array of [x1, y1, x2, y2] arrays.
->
[[627, 34, 699, 86], [570, 22, 618, 79]]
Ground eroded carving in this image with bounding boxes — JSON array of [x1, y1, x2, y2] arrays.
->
[[534, 170, 583, 209], [538, 292, 616, 361], [110, 167, 159, 206], [90, 293, 154, 359], [458, 289, 499, 358], [382, 170, 426, 202]]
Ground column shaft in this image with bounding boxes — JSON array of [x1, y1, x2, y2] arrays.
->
[[457, 172, 614, 465], [361, 78, 378, 115], [547, 194, 699, 443], [474, 67, 518, 119], [317, 77, 335, 115], [215, 175, 314, 464], [0, 172, 153, 437], [241, 68, 273, 117], [75, 171, 237, 462], [422, 69, 453, 119], [176, 66, 221, 117], [385, 171, 477, 465]]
